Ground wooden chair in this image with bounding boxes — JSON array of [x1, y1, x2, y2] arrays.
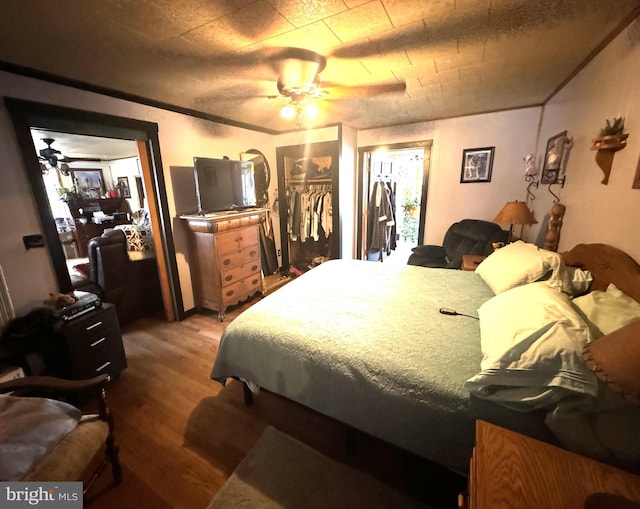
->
[[0, 374, 121, 495]]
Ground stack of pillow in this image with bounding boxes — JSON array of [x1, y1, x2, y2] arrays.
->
[[464, 241, 640, 469]]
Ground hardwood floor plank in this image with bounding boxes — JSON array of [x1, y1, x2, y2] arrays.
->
[[84, 300, 465, 508]]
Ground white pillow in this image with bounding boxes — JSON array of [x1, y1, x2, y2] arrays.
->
[[476, 241, 571, 294], [572, 283, 640, 335], [465, 282, 597, 411], [565, 266, 593, 296]]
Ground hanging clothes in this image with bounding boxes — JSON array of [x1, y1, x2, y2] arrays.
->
[[366, 180, 395, 257], [386, 181, 397, 253], [287, 188, 333, 244]]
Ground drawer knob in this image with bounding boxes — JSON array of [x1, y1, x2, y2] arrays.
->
[[252, 279, 258, 285], [249, 250, 257, 256], [251, 265, 258, 272], [226, 290, 234, 297], [225, 275, 233, 282], [223, 258, 231, 266]]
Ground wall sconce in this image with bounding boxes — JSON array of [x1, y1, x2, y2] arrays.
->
[[524, 153, 539, 201], [523, 131, 574, 203]]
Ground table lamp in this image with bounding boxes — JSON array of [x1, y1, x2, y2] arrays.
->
[[493, 200, 537, 243]]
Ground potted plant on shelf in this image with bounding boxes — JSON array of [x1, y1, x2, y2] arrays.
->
[[591, 117, 629, 151]]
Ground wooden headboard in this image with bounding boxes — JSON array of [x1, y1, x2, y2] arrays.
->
[[561, 243, 640, 303]]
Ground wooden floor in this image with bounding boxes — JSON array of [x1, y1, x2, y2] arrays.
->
[[84, 298, 466, 509]]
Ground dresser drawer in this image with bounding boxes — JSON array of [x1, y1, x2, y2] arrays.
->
[[216, 244, 260, 269], [68, 325, 127, 379], [221, 273, 262, 306], [214, 227, 259, 256], [220, 259, 261, 288], [64, 306, 117, 345]]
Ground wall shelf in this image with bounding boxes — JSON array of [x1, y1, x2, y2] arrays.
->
[[591, 133, 629, 184]]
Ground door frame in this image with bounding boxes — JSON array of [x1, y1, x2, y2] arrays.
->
[[5, 97, 182, 321], [356, 140, 432, 259]]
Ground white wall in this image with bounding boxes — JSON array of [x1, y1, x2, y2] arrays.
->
[[359, 107, 543, 245], [532, 18, 640, 261], [340, 125, 358, 259]]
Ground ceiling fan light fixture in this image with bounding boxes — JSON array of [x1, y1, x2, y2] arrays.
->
[[304, 102, 319, 119], [277, 52, 325, 97], [280, 104, 296, 119]]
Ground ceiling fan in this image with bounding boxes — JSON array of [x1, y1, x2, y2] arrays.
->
[[38, 138, 102, 175], [266, 48, 407, 125]]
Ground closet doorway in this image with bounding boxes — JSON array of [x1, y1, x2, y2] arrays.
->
[[357, 141, 431, 265]]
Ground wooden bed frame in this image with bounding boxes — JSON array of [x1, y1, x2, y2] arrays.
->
[[562, 243, 640, 303]]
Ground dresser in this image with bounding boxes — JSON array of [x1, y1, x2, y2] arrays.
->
[[62, 303, 127, 380], [181, 209, 267, 320], [462, 420, 640, 509]]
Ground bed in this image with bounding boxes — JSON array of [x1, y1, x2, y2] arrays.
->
[[210, 241, 640, 475]]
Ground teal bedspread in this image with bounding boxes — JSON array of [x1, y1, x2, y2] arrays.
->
[[211, 259, 555, 474]]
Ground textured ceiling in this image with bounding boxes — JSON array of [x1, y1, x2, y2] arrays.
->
[[2, 0, 639, 133], [30, 129, 138, 161]]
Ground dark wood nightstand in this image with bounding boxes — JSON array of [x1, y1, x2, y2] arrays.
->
[[62, 303, 127, 379], [461, 420, 640, 509], [461, 255, 486, 271]]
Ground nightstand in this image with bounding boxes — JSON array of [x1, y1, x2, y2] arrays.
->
[[62, 303, 127, 379], [461, 255, 486, 271], [461, 420, 640, 509]]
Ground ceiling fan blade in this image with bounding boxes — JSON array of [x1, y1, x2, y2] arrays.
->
[[39, 138, 61, 158], [321, 81, 406, 99], [59, 156, 104, 163]]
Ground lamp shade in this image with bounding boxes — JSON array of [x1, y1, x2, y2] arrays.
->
[[493, 200, 537, 226]]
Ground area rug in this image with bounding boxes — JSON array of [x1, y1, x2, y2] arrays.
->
[[207, 426, 430, 508]]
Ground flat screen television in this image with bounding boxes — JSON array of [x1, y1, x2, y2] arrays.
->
[[193, 157, 257, 214]]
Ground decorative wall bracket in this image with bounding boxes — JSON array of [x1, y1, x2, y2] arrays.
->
[[523, 133, 571, 204], [591, 133, 629, 184], [525, 174, 565, 202]]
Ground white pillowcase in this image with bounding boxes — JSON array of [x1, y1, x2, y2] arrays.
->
[[476, 241, 572, 295], [572, 283, 640, 336], [465, 282, 597, 411], [565, 266, 593, 296]]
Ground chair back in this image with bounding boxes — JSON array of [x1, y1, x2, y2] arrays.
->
[[88, 229, 129, 307], [442, 219, 508, 267]]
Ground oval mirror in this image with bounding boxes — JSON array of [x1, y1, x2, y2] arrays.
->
[[243, 149, 271, 207]]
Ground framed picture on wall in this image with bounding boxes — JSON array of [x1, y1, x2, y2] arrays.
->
[[460, 147, 494, 183], [117, 176, 131, 198], [71, 169, 105, 198]]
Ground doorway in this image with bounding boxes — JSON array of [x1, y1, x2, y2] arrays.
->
[[5, 98, 182, 321], [31, 130, 147, 275], [357, 141, 431, 265]]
